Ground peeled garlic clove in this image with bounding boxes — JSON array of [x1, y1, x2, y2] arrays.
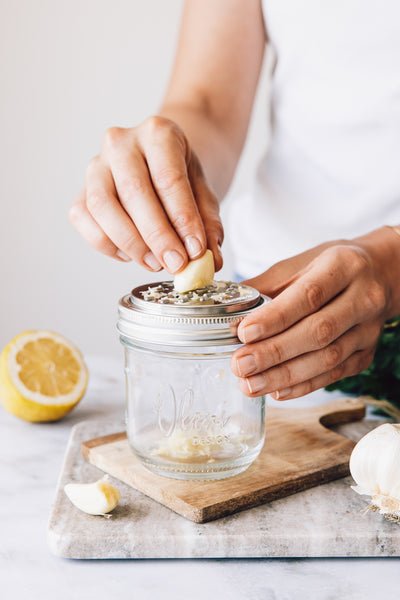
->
[[174, 249, 215, 293], [350, 423, 400, 517], [64, 475, 121, 516]]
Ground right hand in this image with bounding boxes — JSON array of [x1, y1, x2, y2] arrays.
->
[[69, 116, 224, 273]]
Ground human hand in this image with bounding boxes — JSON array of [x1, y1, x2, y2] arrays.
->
[[69, 117, 223, 273], [230, 232, 397, 400]]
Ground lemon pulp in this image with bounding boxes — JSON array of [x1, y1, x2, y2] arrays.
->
[[0, 330, 88, 422]]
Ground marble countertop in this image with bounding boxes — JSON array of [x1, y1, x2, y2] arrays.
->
[[1, 355, 399, 600]]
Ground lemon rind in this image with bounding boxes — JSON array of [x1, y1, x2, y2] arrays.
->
[[6, 330, 88, 406]]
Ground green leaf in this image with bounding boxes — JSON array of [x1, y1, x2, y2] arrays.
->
[[325, 316, 400, 410]]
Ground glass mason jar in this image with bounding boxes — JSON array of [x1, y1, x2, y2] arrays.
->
[[117, 281, 268, 481]]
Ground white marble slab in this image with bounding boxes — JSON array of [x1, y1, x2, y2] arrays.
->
[[48, 417, 400, 559], [2, 355, 400, 599]]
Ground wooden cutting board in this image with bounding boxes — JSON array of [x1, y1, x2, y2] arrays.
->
[[81, 397, 365, 523]]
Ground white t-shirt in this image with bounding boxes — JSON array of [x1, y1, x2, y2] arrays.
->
[[229, 0, 400, 278]]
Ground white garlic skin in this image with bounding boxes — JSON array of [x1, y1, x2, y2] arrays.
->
[[350, 423, 400, 516]]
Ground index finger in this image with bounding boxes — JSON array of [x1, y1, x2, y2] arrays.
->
[[238, 246, 354, 343], [140, 118, 208, 260]]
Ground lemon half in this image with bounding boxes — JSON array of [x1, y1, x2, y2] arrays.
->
[[0, 330, 88, 422]]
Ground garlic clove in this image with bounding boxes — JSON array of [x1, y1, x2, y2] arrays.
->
[[64, 475, 121, 516], [174, 249, 215, 293]]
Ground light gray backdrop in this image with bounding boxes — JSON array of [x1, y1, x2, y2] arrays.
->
[[0, 0, 270, 357]]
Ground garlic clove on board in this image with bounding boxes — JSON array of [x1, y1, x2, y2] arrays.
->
[[174, 249, 215, 293], [64, 475, 121, 517], [349, 423, 400, 519]]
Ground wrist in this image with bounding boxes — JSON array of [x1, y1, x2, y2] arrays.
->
[[353, 226, 400, 320]]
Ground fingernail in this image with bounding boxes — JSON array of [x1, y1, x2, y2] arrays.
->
[[242, 324, 262, 343], [274, 387, 291, 400], [236, 355, 257, 377], [185, 236, 202, 258], [163, 250, 185, 273], [144, 252, 162, 271], [116, 250, 131, 262], [246, 373, 265, 394]]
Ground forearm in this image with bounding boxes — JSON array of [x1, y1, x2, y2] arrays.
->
[[158, 0, 266, 201], [159, 101, 240, 200]]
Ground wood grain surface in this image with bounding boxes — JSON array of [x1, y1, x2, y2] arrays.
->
[[82, 397, 365, 523]]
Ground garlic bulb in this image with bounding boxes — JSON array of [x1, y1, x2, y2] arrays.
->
[[350, 423, 400, 519]]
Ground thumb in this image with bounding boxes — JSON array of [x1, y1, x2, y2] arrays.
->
[[243, 263, 299, 299], [243, 242, 336, 297]]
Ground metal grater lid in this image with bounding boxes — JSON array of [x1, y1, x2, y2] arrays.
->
[[117, 280, 269, 348]]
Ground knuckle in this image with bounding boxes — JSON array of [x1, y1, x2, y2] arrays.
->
[[207, 218, 224, 243], [145, 226, 170, 249], [68, 202, 82, 225], [144, 116, 187, 152], [278, 362, 293, 388], [119, 232, 138, 254], [341, 245, 367, 274], [302, 379, 315, 396], [329, 362, 346, 384], [103, 126, 124, 148], [313, 316, 335, 348], [324, 343, 342, 369], [267, 340, 283, 365], [86, 191, 107, 214], [272, 305, 288, 333], [144, 115, 173, 138], [325, 245, 365, 276], [170, 211, 195, 231], [306, 379, 317, 394], [363, 282, 386, 315], [304, 282, 325, 312], [119, 175, 147, 197], [153, 168, 187, 194]]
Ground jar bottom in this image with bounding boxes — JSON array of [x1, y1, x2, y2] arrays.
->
[[130, 441, 264, 481]]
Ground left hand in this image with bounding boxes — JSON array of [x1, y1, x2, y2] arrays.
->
[[230, 230, 398, 400]]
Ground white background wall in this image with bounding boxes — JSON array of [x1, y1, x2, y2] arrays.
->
[[0, 0, 270, 357]]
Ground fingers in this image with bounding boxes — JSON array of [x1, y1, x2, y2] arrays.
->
[[68, 190, 131, 262], [108, 151, 188, 273], [269, 348, 375, 401], [142, 120, 208, 260], [237, 245, 370, 343], [102, 128, 186, 273], [71, 119, 223, 272], [190, 163, 224, 271], [234, 322, 379, 398], [232, 280, 378, 378], [102, 120, 222, 274], [231, 244, 388, 402], [84, 158, 162, 271]]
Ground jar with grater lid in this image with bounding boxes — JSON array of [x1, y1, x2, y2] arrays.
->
[[117, 280, 269, 481]]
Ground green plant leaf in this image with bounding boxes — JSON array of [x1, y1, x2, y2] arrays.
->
[[325, 316, 400, 411]]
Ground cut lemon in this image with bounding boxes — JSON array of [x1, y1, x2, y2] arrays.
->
[[0, 330, 88, 422]]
